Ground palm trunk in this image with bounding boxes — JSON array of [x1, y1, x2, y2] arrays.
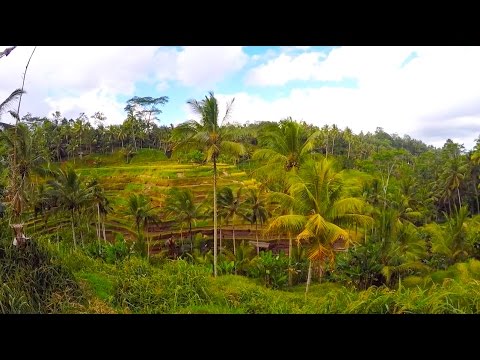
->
[[97, 203, 101, 241], [305, 260, 312, 296], [457, 187, 462, 208], [474, 178, 480, 214], [255, 220, 259, 255], [288, 233, 293, 286], [318, 262, 323, 283], [232, 216, 236, 256], [71, 210, 77, 250], [102, 216, 107, 243], [325, 136, 328, 159], [190, 221, 193, 252], [146, 220, 150, 260], [219, 224, 222, 253], [80, 218, 84, 247], [213, 157, 218, 277]]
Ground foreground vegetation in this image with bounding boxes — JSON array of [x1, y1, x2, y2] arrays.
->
[[4, 235, 480, 314]]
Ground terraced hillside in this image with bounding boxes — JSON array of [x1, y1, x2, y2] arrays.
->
[[29, 149, 270, 254]]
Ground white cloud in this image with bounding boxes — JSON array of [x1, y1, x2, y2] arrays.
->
[[0, 46, 248, 124], [239, 46, 480, 149], [45, 88, 126, 125], [246, 51, 328, 86], [175, 47, 247, 88]]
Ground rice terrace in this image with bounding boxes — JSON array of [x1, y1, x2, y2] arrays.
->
[[2, 46, 480, 314]]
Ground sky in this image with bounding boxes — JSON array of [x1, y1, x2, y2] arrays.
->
[[1, 46, 480, 150]]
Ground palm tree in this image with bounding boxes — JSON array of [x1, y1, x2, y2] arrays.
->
[[47, 167, 93, 249], [244, 187, 269, 255], [343, 127, 354, 160], [267, 158, 372, 293], [253, 118, 320, 174], [164, 187, 203, 252], [89, 179, 111, 243], [441, 157, 467, 209], [217, 186, 245, 256], [0, 89, 25, 222], [125, 194, 158, 258], [1, 123, 45, 223], [172, 91, 245, 277], [423, 205, 472, 265]]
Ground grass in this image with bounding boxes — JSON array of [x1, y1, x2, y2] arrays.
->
[[6, 235, 480, 314], [76, 271, 114, 301]]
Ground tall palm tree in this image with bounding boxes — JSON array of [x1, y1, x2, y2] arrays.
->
[[423, 205, 471, 264], [47, 167, 93, 249], [253, 118, 320, 174], [125, 194, 158, 258], [217, 186, 245, 255], [244, 187, 269, 255], [172, 91, 245, 277], [89, 179, 111, 243], [1, 123, 45, 223], [267, 158, 372, 293], [0, 89, 25, 222], [164, 187, 203, 252], [441, 157, 467, 209], [343, 127, 354, 160]]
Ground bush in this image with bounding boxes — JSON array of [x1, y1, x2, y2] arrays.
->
[[247, 251, 289, 289], [333, 241, 384, 290]]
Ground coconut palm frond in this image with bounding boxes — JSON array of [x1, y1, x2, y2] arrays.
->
[[221, 97, 235, 125], [299, 130, 322, 156], [0, 89, 25, 116], [329, 197, 365, 217], [267, 191, 297, 209], [341, 213, 374, 227], [306, 243, 332, 262], [266, 214, 306, 235], [252, 148, 286, 163], [220, 140, 245, 157], [8, 110, 19, 121]]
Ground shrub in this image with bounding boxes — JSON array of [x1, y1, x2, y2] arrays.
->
[[247, 251, 289, 289]]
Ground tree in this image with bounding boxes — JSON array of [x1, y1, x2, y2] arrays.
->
[[244, 187, 269, 255], [1, 123, 45, 223], [253, 118, 320, 174], [89, 179, 111, 243], [125, 194, 158, 258], [343, 127, 354, 160], [267, 158, 372, 293], [124, 96, 169, 124], [47, 167, 93, 249], [164, 187, 203, 252], [172, 91, 245, 277], [423, 205, 472, 265], [217, 186, 245, 256]]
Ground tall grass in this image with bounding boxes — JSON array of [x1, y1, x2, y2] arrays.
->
[[0, 237, 85, 313]]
